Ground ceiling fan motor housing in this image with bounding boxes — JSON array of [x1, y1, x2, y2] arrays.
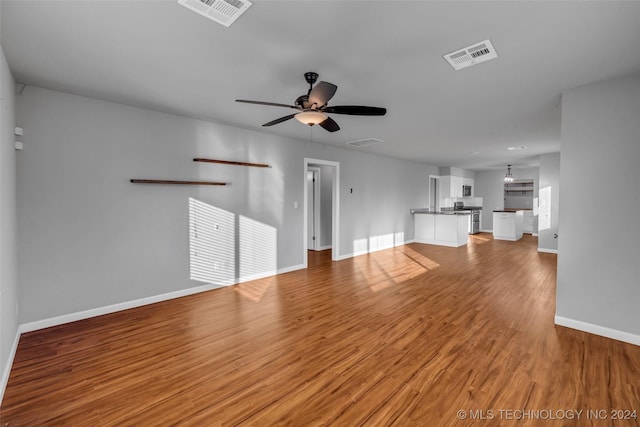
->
[[295, 94, 310, 109]]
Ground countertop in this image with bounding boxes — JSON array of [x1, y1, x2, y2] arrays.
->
[[441, 206, 483, 211], [410, 209, 471, 215], [493, 209, 531, 213]]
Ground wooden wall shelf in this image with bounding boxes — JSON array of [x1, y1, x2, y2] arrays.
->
[[130, 179, 227, 186], [193, 158, 270, 168]]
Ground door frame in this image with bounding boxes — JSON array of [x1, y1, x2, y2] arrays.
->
[[303, 158, 340, 266]]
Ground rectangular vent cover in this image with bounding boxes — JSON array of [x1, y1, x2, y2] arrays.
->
[[444, 39, 498, 71], [178, 0, 252, 27], [346, 138, 383, 147]]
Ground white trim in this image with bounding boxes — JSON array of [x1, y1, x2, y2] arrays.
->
[[21, 283, 221, 333], [0, 329, 21, 404], [276, 263, 306, 275], [555, 315, 640, 347], [480, 228, 493, 233], [316, 245, 332, 251], [538, 248, 558, 254], [532, 233, 539, 237]]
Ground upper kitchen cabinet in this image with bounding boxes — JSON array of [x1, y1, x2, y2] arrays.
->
[[440, 175, 474, 198], [462, 177, 474, 197]]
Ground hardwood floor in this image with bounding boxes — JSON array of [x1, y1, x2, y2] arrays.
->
[[2, 234, 639, 426]]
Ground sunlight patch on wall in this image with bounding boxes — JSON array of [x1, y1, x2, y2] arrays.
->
[[189, 199, 277, 296], [354, 232, 404, 257], [353, 238, 368, 256], [239, 215, 277, 282], [189, 198, 235, 285], [369, 234, 394, 252]]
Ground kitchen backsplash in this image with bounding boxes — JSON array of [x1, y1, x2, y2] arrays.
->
[[441, 197, 483, 208]]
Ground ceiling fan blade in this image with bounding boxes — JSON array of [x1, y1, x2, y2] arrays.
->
[[323, 105, 387, 116], [308, 81, 338, 107], [263, 114, 296, 127], [319, 116, 340, 132], [236, 99, 299, 110]]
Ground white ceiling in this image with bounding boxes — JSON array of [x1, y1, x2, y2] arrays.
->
[[2, 0, 640, 170]]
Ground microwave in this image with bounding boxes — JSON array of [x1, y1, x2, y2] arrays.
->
[[462, 185, 472, 197]]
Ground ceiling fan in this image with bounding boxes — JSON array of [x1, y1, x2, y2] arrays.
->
[[236, 72, 386, 132]]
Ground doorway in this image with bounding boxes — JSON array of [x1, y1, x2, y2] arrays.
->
[[307, 168, 320, 251], [304, 158, 340, 266], [429, 175, 439, 212]]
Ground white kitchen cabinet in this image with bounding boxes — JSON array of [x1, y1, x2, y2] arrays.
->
[[493, 211, 523, 241], [462, 177, 474, 196], [414, 213, 469, 247], [414, 213, 436, 241], [439, 175, 468, 198], [439, 176, 451, 198]]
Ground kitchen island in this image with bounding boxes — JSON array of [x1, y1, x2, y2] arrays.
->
[[493, 210, 524, 241], [411, 209, 470, 247]]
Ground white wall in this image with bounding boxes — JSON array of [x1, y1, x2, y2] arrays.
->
[[16, 86, 438, 325], [537, 153, 560, 252], [557, 74, 640, 339], [0, 46, 19, 399]]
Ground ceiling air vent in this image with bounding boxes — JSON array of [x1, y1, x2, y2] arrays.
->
[[444, 39, 498, 71], [346, 138, 383, 148], [178, 0, 252, 27]]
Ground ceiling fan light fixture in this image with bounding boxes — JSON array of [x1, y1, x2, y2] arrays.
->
[[295, 111, 327, 126], [504, 165, 515, 183]]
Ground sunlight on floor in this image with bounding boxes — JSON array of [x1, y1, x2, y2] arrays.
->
[[470, 234, 492, 243], [357, 246, 442, 292], [234, 278, 274, 302]]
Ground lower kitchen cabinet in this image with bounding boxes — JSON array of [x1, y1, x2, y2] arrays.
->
[[493, 211, 524, 241], [414, 213, 469, 247]]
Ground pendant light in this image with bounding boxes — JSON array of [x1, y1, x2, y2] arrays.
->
[[504, 165, 514, 183]]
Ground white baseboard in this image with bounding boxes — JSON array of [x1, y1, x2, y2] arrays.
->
[[21, 264, 306, 334], [555, 315, 640, 346], [317, 245, 332, 251], [276, 263, 305, 275], [480, 229, 492, 233], [538, 248, 558, 254], [337, 239, 411, 261], [0, 328, 22, 404], [21, 283, 224, 333]]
